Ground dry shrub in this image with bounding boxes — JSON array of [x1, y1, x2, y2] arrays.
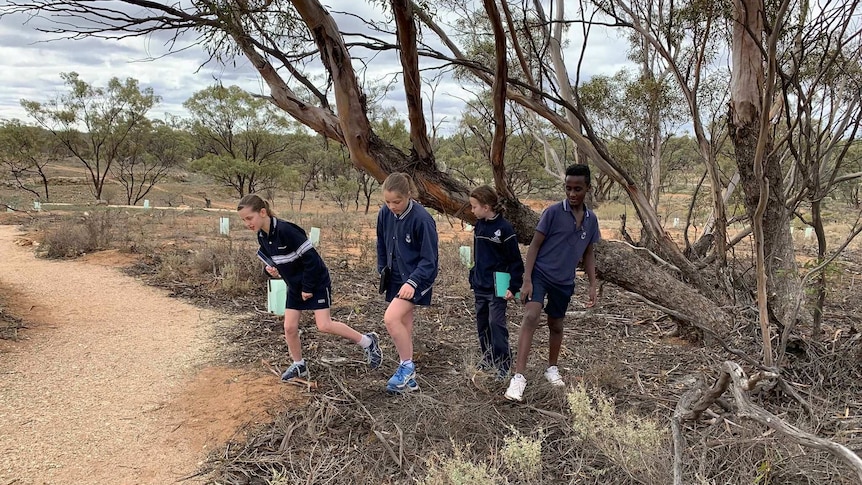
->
[[501, 427, 543, 482], [152, 252, 189, 284], [191, 240, 266, 296], [567, 383, 669, 483], [420, 444, 505, 485], [146, 240, 266, 297], [40, 209, 115, 258]]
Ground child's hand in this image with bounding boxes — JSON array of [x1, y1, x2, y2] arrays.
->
[[301, 291, 313, 301], [586, 285, 598, 308], [504, 289, 515, 301], [397, 283, 415, 300], [520, 281, 532, 304], [265, 265, 279, 277]]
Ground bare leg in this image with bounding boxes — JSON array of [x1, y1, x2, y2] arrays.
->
[[547, 316, 564, 367], [313, 308, 362, 343], [384, 298, 415, 361], [513, 301, 543, 374], [283, 309, 302, 361]]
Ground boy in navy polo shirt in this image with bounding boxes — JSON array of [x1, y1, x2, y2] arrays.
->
[[504, 164, 600, 402], [237, 194, 383, 382]]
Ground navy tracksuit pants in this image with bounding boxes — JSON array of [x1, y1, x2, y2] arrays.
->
[[474, 292, 511, 372]]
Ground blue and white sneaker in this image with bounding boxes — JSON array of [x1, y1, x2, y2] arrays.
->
[[386, 362, 419, 394], [364, 332, 383, 369], [281, 361, 309, 381]]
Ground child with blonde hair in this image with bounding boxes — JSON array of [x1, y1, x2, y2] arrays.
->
[[376, 173, 439, 394]]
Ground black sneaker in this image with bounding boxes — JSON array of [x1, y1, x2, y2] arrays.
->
[[281, 362, 309, 381], [364, 332, 383, 369]]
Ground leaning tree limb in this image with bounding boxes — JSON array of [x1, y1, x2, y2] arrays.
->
[[674, 361, 862, 483]]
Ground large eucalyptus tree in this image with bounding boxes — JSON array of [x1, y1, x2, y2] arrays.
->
[[4, 0, 860, 362]]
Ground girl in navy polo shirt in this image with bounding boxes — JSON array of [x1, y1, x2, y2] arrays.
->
[[237, 194, 382, 382], [469, 186, 524, 380], [376, 173, 439, 394]]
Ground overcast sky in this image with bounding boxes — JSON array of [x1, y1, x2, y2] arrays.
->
[[0, 2, 632, 134]]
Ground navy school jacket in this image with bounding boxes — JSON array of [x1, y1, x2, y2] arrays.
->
[[470, 213, 524, 294], [256, 217, 331, 293], [376, 200, 439, 295]]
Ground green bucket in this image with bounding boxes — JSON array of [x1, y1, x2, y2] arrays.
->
[[267, 279, 287, 316]]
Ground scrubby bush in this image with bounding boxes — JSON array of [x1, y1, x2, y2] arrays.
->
[[501, 427, 543, 482], [40, 210, 115, 258], [420, 445, 505, 485], [567, 383, 669, 483]]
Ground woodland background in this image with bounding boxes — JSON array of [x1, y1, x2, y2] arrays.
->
[[1, 0, 861, 483]]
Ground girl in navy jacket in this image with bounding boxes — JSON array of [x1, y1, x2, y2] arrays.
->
[[469, 186, 524, 380], [237, 194, 382, 382], [376, 173, 439, 393]]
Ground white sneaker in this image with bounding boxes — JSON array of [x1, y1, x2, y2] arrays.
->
[[504, 374, 527, 402], [544, 366, 565, 387]]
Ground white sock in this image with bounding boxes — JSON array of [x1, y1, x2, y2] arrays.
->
[[358, 334, 372, 348], [514, 373, 525, 381], [401, 359, 414, 367], [294, 359, 305, 366]]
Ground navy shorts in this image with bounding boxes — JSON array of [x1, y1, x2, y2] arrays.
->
[[286, 286, 332, 311], [385, 279, 432, 306], [527, 272, 574, 318]]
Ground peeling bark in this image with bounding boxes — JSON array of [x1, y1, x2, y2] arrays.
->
[[729, 0, 801, 354], [482, 0, 513, 201], [392, 0, 434, 165]]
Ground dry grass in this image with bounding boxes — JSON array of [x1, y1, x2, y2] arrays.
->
[[3, 178, 862, 483]]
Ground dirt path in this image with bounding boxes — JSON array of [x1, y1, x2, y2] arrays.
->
[[0, 225, 293, 484]]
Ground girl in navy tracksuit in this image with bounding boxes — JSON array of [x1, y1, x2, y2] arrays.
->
[[237, 194, 382, 382], [468, 186, 524, 380], [376, 173, 439, 394]]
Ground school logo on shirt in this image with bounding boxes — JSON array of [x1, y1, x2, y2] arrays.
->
[[490, 229, 502, 243], [405, 234, 412, 243]]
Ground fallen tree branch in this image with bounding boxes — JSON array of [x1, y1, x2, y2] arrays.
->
[[676, 361, 862, 481], [671, 384, 702, 485]]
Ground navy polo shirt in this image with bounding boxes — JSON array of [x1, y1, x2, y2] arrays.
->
[[533, 200, 601, 285]]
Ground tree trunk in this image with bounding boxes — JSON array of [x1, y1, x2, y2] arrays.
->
[[811, 199, 826, 337], [595, 240, 732, 337], [729, 0, 801, 331], [482, 0, 513, 201], [648, 128, 661, 211], [392, 0, 434, 166]]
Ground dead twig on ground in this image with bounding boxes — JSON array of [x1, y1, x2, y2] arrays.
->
[[675, 361, 862, 482]]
